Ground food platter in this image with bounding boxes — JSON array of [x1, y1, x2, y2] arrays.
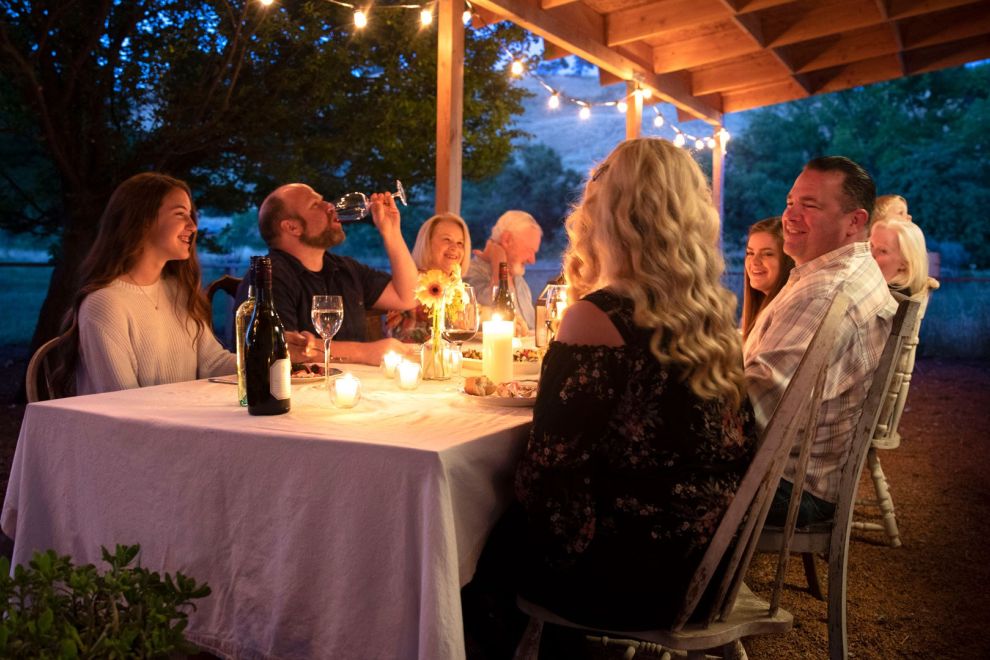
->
[[462, 391, 536, 408]]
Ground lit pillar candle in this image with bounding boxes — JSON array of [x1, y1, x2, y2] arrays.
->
[[380, 350, 401, 378], [482, 316, 514, 384], [396, 360, 421, 390], [332, 372, 361, 408]]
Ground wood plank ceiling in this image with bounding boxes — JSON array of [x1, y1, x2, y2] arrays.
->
[[471, 0, 990, 125]]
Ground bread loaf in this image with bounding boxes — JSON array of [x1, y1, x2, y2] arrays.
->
[[464, 375, 496, 396]]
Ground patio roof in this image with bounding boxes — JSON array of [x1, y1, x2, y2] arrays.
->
[[471, 0, 990, 125]]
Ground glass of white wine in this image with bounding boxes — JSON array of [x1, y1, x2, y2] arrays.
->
[[311, 295, 344, 390], [442, 284, 480, 375], [334, 180, 407, 224], [544, 285, 568, 344]]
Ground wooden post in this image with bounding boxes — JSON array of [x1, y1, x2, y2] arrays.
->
[[625, 81, 642, 140], [712, 126, 725, 223], [436, 0, 465, 215]]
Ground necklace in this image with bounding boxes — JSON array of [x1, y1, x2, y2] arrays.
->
[[127, 275, 162, 310]]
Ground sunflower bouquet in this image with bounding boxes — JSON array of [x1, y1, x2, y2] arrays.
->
[[414, 265, 467, 379]]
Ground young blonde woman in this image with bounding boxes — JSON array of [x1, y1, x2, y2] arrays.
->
[[870, 218, 932, 296], [512, 138, 757, 652], [741, 216, 795, 339], [384, 212, 472, 343], [55, 172, 235, 395]]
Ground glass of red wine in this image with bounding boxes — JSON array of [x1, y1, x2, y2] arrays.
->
[[334, 180, 407, 224], [442, 284, 480, 375]]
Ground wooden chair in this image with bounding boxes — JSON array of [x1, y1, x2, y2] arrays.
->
[[26, 333, 71, 403], [205, 274, 242, 348], [852, 280, 938, 547], [514, 292, 853, 660], [756, 296, 922, 660]]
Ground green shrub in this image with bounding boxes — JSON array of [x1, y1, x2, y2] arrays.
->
[[0, 544, 210, 658]]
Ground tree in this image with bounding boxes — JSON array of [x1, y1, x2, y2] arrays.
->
[[0, 0, 536, 346], [723, 63, 990, 265]]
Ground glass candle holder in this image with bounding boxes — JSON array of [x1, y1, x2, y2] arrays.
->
[[380, 350, 402, 378], [331, 372, 362, 408], [396, 360, 422, 390]]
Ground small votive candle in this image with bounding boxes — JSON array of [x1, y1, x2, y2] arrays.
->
[[380, 350, 402, 378], [396, 360, 421, 390], [332, 372, 361, 408]]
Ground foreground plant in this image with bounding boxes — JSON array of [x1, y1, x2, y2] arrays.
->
[[0, 544, 210, 658]]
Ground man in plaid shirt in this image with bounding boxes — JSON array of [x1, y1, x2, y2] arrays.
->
[[744, 156, 898, 526]]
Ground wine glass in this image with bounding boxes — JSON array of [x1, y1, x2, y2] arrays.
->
[[334, 180, 407, 224], [442, 284, 480, 375], [545, 285, 569, 344], [311, 295, 344, 390]]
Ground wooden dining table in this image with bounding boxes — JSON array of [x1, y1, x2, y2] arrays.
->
[[1, 363, 535, 659]]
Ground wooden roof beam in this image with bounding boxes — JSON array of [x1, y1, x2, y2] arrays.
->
[[874, 0, 906, 75], [691, 53, 793, 95], [652, 25, 762, 73], [900, 3, 990, 50], [721, 78, 810, 113], [473, 0, 723, 124], [607, 0, 729, 47], [904, 34, 990, 74]]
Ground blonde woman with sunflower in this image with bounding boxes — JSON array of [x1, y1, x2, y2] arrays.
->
[[385, 213, 472, 343], [511, 138, 758, 653]]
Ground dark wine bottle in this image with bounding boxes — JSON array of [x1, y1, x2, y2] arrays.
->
[[244, 256, 291, 415], [492, 261, 515, 321]]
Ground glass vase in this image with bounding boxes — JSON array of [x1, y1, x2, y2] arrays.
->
[[421, 306, 452, 381]]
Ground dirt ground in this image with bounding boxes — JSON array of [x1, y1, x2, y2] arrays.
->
[[1, 347, 988, 659]]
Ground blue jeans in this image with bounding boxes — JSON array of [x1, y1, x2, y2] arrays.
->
[[767, 479, 836, 527]]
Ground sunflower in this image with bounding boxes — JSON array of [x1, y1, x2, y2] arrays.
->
[[415, 269, 451, 310]]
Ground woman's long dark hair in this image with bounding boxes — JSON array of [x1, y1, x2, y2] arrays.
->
[[52, 172, 211, 393], [741, 217, 794, 340]]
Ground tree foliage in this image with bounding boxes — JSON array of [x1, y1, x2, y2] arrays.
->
[[0, 0, 535, 345], [723, 63, 990, 266]]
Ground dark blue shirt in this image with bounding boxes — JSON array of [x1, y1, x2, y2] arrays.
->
[[234, 249, 391, 342]]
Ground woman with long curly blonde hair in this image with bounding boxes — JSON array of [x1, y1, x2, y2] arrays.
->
[[513, 138, 758, 646]]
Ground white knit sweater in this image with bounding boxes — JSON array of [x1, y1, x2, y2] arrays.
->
[[76, 278, 236, 395]]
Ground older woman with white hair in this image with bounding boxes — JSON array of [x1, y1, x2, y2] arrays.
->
[[870, 218, 931, 296], [512, 138, 757, 654], [385, 212, 471, 343]]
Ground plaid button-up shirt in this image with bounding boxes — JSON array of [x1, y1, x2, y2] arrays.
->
[[744, 242, 897, 503]]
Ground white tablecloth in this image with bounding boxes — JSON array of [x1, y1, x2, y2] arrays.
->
[[2, 365, 533, 659]]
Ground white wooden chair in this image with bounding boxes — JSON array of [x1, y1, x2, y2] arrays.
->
[[514, 292, 853, 660], [756, 295, 922, 660], [852, 280, 938, 547]]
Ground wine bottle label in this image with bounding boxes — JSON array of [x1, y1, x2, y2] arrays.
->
[[269, 359, 291, 400]]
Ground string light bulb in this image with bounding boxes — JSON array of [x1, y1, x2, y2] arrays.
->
[[642, 88, 653, 100], [259, 0, 274, 6], [420, 8, 433, 26], [706, 137, 716, 149], [653, 114, 664, 128], [548, 93, 560, 110], [673, 133, 686, 148], [616, 100, 628, 113], [579, 106, 591, 120], [510, 59, 524, 76], [354, 10, 367, 28], [718, 128, 731, 144], [695, 138, 705, 150], [462, 9, 472, 25]]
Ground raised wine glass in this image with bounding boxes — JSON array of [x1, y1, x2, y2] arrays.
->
[[311, 295, 344, 390], [544, 285, 568, 344], [334, 180, 407, 224], [442, 284, 480, 375]]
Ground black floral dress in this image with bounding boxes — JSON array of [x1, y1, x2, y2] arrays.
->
[[514, 290, 757, 630]]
